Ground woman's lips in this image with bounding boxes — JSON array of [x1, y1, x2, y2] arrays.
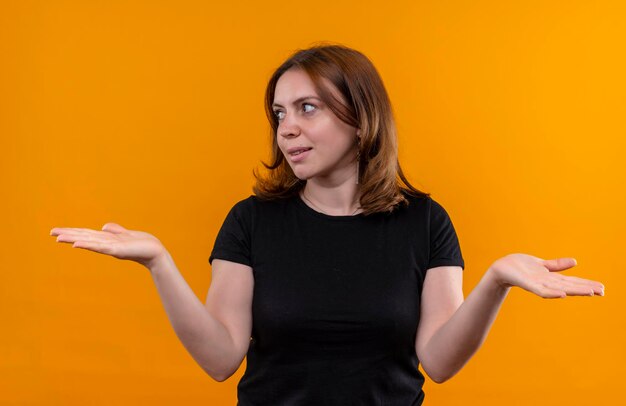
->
[[289, 148, 312, 162]]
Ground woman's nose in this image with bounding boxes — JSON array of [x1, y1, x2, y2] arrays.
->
[[278, 114, 301, 138]]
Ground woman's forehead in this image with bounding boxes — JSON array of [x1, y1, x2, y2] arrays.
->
[[273, 69, 339, 105], [274, 69, 316, 96]]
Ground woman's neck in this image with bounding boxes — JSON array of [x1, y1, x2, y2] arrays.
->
[[300, 180, 362, 216]]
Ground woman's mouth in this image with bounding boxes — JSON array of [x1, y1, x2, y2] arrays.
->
[[288, 148, 312, 162]]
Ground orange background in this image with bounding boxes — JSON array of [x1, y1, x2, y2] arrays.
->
[[1, 0, 624, 404]]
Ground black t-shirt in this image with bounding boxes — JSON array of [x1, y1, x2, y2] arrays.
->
[[209, 190, 464, 405]]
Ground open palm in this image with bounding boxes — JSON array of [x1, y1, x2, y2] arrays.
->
[[50, 222, 166, 269], [490, 253, 605, 298]]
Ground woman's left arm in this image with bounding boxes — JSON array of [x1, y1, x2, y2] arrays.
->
[[419, 254, 605, 384]]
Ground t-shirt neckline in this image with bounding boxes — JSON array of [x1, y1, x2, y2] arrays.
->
[[295, 193, 365, 221]]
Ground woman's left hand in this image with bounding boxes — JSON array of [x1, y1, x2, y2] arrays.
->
[[488, 253, 605, 299]]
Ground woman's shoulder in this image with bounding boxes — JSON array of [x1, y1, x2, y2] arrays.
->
[[399, 188, 432, 210], [401, 190, 458, 223], [230, 193, 294, 214]]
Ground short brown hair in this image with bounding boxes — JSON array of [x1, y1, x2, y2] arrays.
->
[[252, 42, 430, 215]]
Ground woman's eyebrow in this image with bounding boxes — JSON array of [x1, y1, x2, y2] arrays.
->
[[272, 96, 321, 108]]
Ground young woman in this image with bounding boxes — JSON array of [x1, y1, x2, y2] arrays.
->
[[50, 43, 604, 405]]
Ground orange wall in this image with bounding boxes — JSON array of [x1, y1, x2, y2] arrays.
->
[[1, 0, 624, 404]]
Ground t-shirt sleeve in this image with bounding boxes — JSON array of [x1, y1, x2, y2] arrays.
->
[[427, 198, 465, 271], [208, 198, 253, 267]]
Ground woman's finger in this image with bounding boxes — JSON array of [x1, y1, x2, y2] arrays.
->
[[72, 240, 114, 255], [51, 227, 99, 236], [102, 223, 127, 234], [55, 231, 119, 244], [563, 277, 604, 293], [565, 275, 605, 290], [50, 227, 82, 236], [541, 279, 596, 297], [542, 257, 577, 272], [550, 273, 605, 294], [56, 235, 108, 245], [51, 226, 125, 237], [53, 228, 119, 239]]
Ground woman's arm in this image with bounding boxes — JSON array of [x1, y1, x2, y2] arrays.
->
[[51, 222, 240, 381], [417, 268, 509, 383], [149, 252, 243, 381], [418, 254, 604, 383]]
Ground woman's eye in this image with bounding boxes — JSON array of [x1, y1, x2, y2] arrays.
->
[[273, 103, 316, 121]]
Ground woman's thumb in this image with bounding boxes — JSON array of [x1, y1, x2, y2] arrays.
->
[[102, 223, 127, 234], [543, 257, 577, 272]]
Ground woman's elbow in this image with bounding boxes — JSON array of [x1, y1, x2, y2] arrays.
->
[[202, 365, 231, 383], [430, 374, 449, 384], [422, 362, 450, 384]]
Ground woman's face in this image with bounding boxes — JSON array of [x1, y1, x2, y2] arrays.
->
[[272, 68, 359, 184]]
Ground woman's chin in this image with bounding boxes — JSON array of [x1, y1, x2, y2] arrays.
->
[[294, 173, 311, 181], [291, 168, 312, 181]]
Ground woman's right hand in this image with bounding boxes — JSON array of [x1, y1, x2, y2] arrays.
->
[[50, 222, 167, 270]]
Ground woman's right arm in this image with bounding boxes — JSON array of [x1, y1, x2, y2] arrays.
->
[[148, 251, 250, 382], [50, 222, 252, 382]]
